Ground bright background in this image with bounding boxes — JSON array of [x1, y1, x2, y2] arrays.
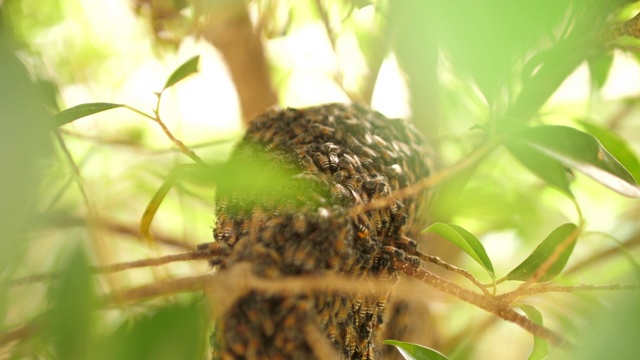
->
[[2, 0, 640, 359]]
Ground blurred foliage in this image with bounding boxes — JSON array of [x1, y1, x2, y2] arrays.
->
[[0, 22, 52, 327], [96, 301, 207, 360], [43, 245, 97, 360], [2, 0, 640, 359]]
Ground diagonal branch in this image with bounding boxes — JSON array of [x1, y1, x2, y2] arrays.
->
[[393, 258, 567, 346], [348, 139, 499, 217], [497, 283, 639, 301], [416, 250, 491, 295], [96, 245, 226, 273]]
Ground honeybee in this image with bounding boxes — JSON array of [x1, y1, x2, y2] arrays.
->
[[203, 103, 431, 359], [339, 155, 357, 176], [406, 254, 422, 267], [368, 210, 382, 232], [330, 183, 350, 202], [393, 235, 418, 253], [249, 207, 267, 228], [320, 142, 339, 154], [240, 220, 250, 237], [325, 314, 338, 342], [309, 123, 335, 138], [334, 124, 345, 141], [375, 292, 389, 316], [355, 223, 369, 239], [216, 224, 233, 242], [291, 213, 308, 235], [313, 152, 331, 172], [317, 305, 331, 329], [299, 155, 319, 173], [344, 324, 357, 358], [371, 134, 387, 149], [345, 135, 364, 154], [335, 297, 350, 323], [360, 145, 377, 159]]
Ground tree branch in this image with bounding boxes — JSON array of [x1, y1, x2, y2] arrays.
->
[[197, 2, 277, 126], [393, 258, 567, 346]]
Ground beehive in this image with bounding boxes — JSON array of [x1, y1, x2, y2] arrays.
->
[[209, 103, 431, 359]]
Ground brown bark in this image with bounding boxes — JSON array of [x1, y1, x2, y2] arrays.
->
[[198, 2, 277, 127]]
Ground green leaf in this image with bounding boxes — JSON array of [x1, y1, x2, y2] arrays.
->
[[506, 140, 574, 198], [587, 51, 614, 91], [506, 223, 578, 282], [520, 305, 549, 360], [163, 55, 200, 90], [53, 102, 124, 127], [384, 340, 450, 360], [422, 223, 494, 277], [429, 164, 480, 220], [45, 245, 97, 360], [510, 125, 640, 198], [99, 302, 207, 360], [212, 143, 332, 211], [606, 235, 640, 283], [564, 291, 640, 360], [577, 119, 640, 183]]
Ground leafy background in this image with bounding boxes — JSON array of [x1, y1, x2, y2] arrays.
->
[[2, 0, 640, 359]]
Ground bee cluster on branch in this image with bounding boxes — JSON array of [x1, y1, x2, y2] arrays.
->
[[202, 103, 431, 359]]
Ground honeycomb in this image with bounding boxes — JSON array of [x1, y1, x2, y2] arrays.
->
[[208, 103, 431, 359]]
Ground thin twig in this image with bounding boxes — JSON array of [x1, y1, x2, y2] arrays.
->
[[313, 0, 359, 102], [504, 224, 582, 303], [314, 0, 337, 52], [0, 324, 34, 346], [393, 258, 567, 347], [497, 283, 638, 301], [416, 250, 491, 295], [201, 263, 414, 333], [107, 274, 212, 304], [53, 130, 117, 291], [124, 105, 207, 166], [59, 128, 145, 148], [109, 263, 389, 307], [607, 101, 636, 130], [39, 214, 194, 251], [304, 323, 342, 360], [622, 11, 640, 39], [7, 273, 54, 287], [9, 246, 225, 286], [564, 233, 640, 275], [348, 140, 499, 217], [96, 246, 226, 273]]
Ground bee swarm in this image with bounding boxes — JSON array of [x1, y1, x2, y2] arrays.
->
[[207, 103, 431, 359]]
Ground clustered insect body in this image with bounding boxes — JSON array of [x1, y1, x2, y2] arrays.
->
[[209, 103, 430, 359]]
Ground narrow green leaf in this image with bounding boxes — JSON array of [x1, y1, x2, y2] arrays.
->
[[506, 223, 578, 282], [99, 302, 206, 360], [45, 245, 97, 360], [607, 236, 640, 283], [422, 223, 494, 277], [587, 51, 614, 91], [511, 125, 640, 197], [53, 102, 124, 127], [163, 55, 200, 90], [577, 119, 640, 183], [520, 305, 549, 360], [213, 143, 331, 211], [384, 340, 450, 360], [429, 164, 479, 220], [565, 291, 640, 360], [506, 140, 574, 198]]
